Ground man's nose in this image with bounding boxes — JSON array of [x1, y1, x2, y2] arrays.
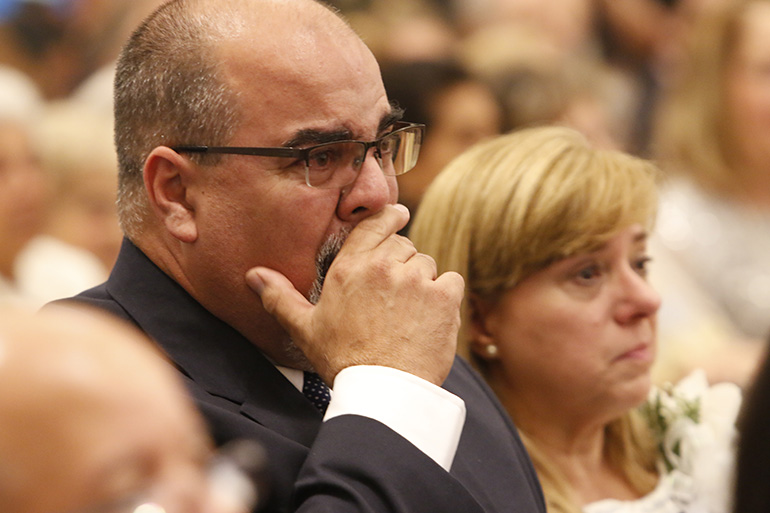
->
[[336, 147, 396, 224]]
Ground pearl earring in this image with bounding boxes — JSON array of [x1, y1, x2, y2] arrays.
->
[[485, 344, 499, 358]]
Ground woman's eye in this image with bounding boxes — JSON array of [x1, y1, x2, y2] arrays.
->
[[576, 265, 600, 282], [633, 257, 652, 277]]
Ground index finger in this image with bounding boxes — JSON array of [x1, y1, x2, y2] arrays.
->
[[342, 203, 410, 252]]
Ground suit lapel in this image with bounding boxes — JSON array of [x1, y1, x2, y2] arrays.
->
[[105, 239, 322, 446]]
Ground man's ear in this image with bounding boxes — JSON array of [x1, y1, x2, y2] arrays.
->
[[143, 146, 199, 243], [468, 293, 500, 361]]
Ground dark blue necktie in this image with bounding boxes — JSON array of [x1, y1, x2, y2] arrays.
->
[[303, 371, 331, 414]]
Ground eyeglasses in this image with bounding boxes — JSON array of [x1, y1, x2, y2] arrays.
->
[[63, 439, 268, 513], [172, 121, 425, 189]]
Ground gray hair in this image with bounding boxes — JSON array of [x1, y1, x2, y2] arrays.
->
[[113, 0, 241, 239]]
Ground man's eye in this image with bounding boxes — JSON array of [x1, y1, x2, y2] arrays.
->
[[308, 145, 346, 170], [309, 150, 332, 168], [378, 134, 399, 157]]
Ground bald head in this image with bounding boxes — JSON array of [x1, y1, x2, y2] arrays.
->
[[0, 306, 210, 513], [114, 0, 369, 239]]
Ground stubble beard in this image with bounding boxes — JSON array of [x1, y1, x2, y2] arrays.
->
[[282, 228, 351, 371]]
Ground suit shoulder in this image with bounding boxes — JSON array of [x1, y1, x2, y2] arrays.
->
[[46, 283, 132, 324]]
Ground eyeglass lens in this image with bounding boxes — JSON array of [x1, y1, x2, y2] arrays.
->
[[305, 125, 422, 189]]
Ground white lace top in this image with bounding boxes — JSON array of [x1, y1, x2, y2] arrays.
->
[[584, 371, 740, 513], [584, 471, 706, 513]]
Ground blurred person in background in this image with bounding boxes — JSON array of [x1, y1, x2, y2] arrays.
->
[[63, 0, 168, 77], [596, 0, 733, 156], [649, 0, 770, 387], [410, 126, 741, 513], [0, 0, 81, 98], [66, 0, 167, 113], [457, 26, 640, 153], [0, 65, 49, 305], [497, 58, 638, 151], [0, 304, 265, 513], [380, 58, 503, 232], [0, 0, 166, 100], [14, 100, 122, 306], [451, 0, 597, 57], [338, 0, 458, 64], [595, 0, 691, 155]]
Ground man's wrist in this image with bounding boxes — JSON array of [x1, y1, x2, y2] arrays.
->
[[326, 365, 466, 471]]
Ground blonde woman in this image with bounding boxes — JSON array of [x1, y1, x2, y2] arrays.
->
[[410, 126, 738, 513]]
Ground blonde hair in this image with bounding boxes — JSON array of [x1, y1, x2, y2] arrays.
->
[[518, 413, 657, 513], [410, 126, 660, 511], [411, 126, 659, 358], [652, 0, 756, 194]]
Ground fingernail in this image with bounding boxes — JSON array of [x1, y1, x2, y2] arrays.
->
[[246, 269, 265, 295], [394, 203, 409, 216]]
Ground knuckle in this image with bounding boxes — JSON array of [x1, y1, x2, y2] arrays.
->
[[417, 252, 437, 269], [387, 233, 417, 256], [373, 252, 395, 273], [393, 233, 415, 248], [431, 285, 454, 304], [435, 274, 465, 304], [401, 263, 425, 284], [362, 253, 394, 281]]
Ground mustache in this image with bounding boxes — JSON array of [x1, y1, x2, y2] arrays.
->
[[283, 228, 351, 371], [308, 227, 350, 305]]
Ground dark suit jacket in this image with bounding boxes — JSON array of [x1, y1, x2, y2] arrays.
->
[[60, 239, 545, 513]]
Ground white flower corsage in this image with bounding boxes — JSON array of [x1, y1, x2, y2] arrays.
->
[[641, 369, 742, 513]]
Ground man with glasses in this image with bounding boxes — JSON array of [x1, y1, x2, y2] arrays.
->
[[58, 0, 545, 512]]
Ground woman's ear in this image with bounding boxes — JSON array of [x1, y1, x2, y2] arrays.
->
[[143, 146, 199, 243], [468, 293, 500, 361]]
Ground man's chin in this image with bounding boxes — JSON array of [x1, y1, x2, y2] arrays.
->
[[283, 338, 315, 372]]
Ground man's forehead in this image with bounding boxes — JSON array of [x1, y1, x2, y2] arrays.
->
[[222, 60, 392, 146], [213, 0, 360, 59], [216, 19, 388, 141]]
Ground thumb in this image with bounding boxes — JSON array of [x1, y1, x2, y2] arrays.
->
[[246, 267, 314, 339]]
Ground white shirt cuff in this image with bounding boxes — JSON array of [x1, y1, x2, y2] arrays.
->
[[325, 365, 466, 471]]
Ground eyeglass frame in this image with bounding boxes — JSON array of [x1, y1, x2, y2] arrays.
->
[[171, 121, 425, 189]]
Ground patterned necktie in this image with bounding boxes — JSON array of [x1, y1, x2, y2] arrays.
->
[[302, 371, 331, 414]]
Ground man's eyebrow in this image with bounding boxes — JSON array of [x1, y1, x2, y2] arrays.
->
[[283, 107, 405, 148], [379, 107, 404, 132], [284, 128, 353, 148]]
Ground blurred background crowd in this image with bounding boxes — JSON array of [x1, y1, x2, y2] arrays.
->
[[0, 0, 769, 388]]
